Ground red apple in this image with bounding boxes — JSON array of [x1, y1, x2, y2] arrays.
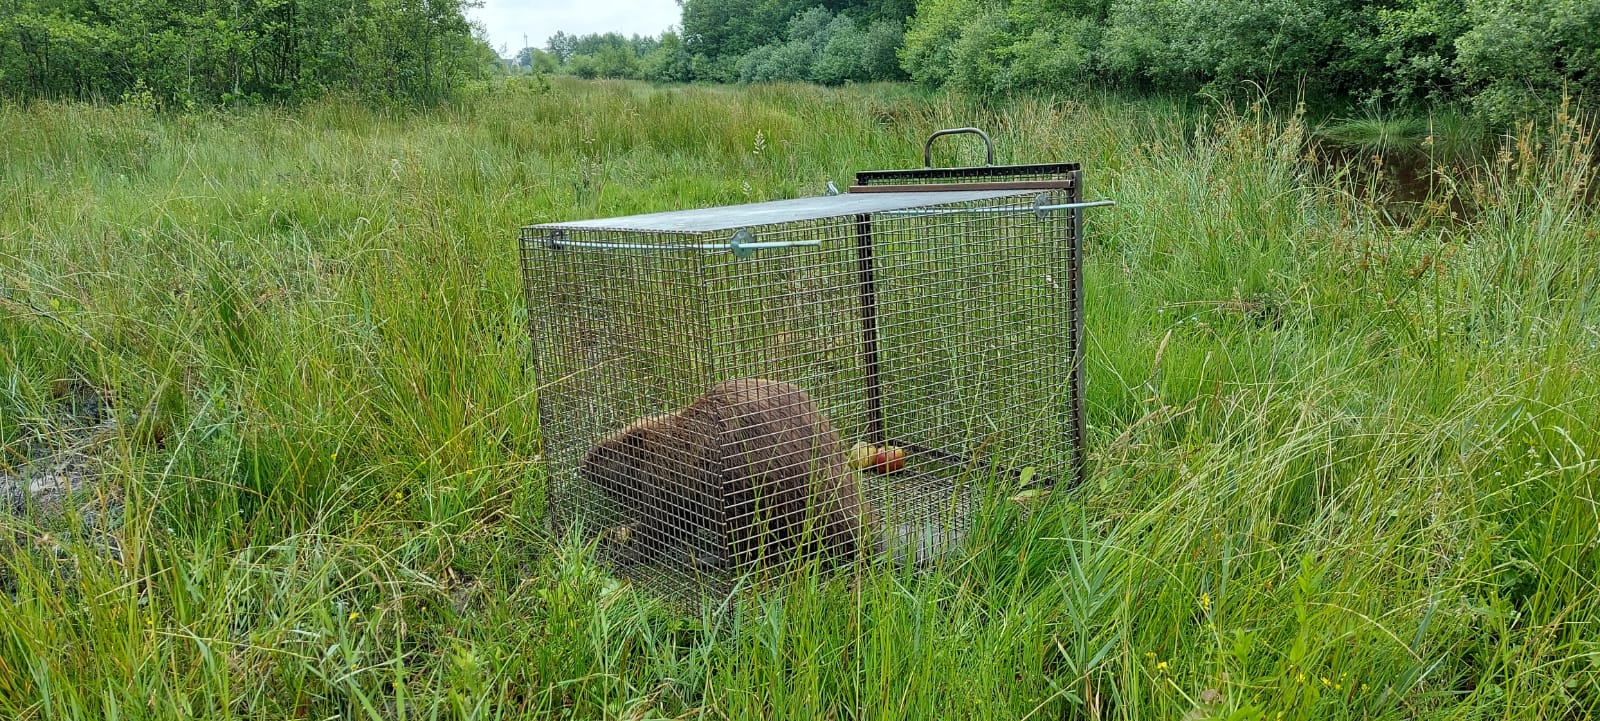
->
[[871, 445, 907, 474], [847, 442, 877, 470]]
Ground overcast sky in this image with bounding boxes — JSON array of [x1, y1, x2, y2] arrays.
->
[[469, 1, 684, 57]]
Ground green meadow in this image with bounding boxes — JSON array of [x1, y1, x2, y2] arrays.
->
[[1, 78, 1596, 718]]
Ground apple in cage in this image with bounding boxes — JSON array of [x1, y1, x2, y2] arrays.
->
[[870, 445, 907, 474], [847, 442, 877, 470]]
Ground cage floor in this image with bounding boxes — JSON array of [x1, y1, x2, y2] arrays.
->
[[574, 452, 1021, 600], [861, 452, 985, 566]]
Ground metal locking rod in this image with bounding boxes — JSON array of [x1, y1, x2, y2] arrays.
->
[[547, 229, 822, 257]]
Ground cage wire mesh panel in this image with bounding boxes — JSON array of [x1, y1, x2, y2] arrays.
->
[[521, 186, 1078, 591], [857, 160, 1087, 488], [856, 193, 1075, 557], [521, 231, 722, 574]]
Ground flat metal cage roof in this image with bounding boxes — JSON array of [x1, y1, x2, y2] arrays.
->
[[524, 189, 1040, 235]]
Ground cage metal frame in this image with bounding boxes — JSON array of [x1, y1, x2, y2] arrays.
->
[[855, 128, 1093, 489], [519, 130, 1108, 593]]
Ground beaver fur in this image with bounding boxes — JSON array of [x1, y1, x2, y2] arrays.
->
[[580, 378, 877, 569]]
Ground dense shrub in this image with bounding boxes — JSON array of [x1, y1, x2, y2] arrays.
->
[[0, 0, 496, 105], [643, 32, 695, 84], [133, 0, 1569, 118], [16, 0, 1590, 115], [1455, 0, 1600, 121], [898, 0, 1599, 114], [735, 7, 907, 85]]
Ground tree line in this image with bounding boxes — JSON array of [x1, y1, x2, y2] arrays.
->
[[514, 0, 913, 86], [895, 0, 1598, 120], [0, 0, 499, 105], [3, 0, 1594, 116], [522, 0, 1594, 120]]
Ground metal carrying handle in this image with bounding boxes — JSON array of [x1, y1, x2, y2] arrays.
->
[[923, 128, 995, 168]]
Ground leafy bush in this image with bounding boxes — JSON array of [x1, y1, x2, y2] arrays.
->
[[0, 0, 492, 105], [1455, 0, 1600, 121], [516, 48, 561, 74], [815, 17, 868, 85], [902, 0, 1105, 94], [899, 0, 1597, 122], [997, 19, 1096, 92], [1100, 0, 1354, 97], [943, 6, 1011, 94], [682, 0, 811, 61], [735, 6, 909, 85], [1361, 0, 1471, 106], [861, 20, 907, 81], [547, 33, 652, 80], [643, 32, 694, 84]]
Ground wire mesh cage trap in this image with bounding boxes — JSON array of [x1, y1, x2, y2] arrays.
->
[[520, 129, 1111, 593]]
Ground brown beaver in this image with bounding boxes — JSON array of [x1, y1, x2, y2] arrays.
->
[[580, 378, 877, 570]]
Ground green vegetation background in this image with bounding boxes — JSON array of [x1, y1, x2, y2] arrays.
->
[[2, 76, 1597, 718], [4, 0, 1598, 120], [525, 0, 1596, 124]]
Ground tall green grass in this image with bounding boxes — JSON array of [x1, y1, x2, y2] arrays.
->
[[1, 77, 1597, 719]]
